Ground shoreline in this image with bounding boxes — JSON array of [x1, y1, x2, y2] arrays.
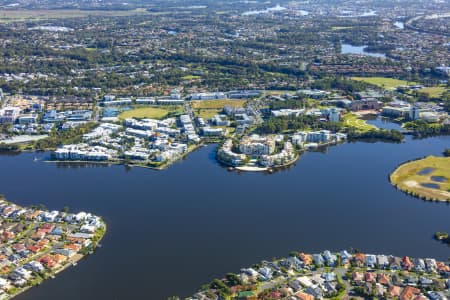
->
[[189, 249, 450, 300], [0, 196, 107, 300], [389, 156, 450, 202], [42, 143, 203, 171]]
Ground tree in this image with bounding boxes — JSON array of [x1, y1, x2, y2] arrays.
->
[[443, 148, 450, 157], [225, 273, 242, 286]]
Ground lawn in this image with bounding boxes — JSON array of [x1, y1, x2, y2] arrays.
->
[[191, 99, 247, 109], [331, 26, 353, 30], [194, 109, 222, 120], [342, 113, 377, 132], [352, 77, 415, 90], [192, 100, 247, 120], [181, 75, 202, 80], [265, 90, 296, 96], [419, 86, 447, 98], [390, 156, 450, 202], [119, 106, 183, 120]]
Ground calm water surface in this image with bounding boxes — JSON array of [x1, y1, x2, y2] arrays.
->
[[394, 21, 405, 29], [366, 116, 403, 130], [0, 135, 448, 300], [341, 43, 386, 58]]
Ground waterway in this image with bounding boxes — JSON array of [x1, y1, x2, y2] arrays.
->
[[242, 5, 288, 16], [341, 43, 386, 58], [0, 134, 448, 299], [394, 21, 405, 29], [366, 116, 403, 130]]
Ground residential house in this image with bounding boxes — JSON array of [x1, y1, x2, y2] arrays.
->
[[400, 286, 421, 300]]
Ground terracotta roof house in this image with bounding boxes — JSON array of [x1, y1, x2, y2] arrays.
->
[[402, 256, 414, 270], [365, 272, 377, 283], [436, 262, 450, 273], [295, 291, 314, 300], [353, 272, 364, 282], [377, 273, 390, 285], [299, 253, 313, 266], [400, 286, 421, 300], [388, 285, 402, 298], [353, 253, 366, 267]]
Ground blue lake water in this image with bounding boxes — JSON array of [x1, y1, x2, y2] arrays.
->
[[366, 116, 403, 130], [341, 43, 386, 58], [0, 135, 448, 300], [394, 22, 404, 29], [431, 176, 448, 183], [421, 183, 441, 190], [418, 167, 436, 176]]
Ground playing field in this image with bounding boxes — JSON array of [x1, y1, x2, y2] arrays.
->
[[191, 100, 247, 109], [119, 106, 183, 120], [352, 77, 415, 90], [192, 100, 247, 120], [419, 86, 447, 98]]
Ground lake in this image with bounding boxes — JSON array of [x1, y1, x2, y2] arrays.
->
[[1, 135, 448, 299], [366, 116, 403, 130], [341, 43, 386, 58], [394, 21, 405, 29], [242, 5, 288, 16]]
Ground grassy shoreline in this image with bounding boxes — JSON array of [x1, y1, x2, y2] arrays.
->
[[389, 156, 450, 202]]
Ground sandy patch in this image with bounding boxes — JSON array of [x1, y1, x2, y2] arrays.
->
[[403, 180, 418, 188]]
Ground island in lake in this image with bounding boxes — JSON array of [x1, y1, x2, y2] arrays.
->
[[0, 195, 105, 299], [390, 156, 450, 202], [187, 249, 450, 300]]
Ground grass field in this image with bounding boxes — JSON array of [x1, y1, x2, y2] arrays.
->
[[194, 109, 222, 120], [390, 156, 450, 202], [265, 90, 296, 96], [331, 26, 353, 30], [0, 9, 150, 23], [192, 99, 247, 120], [191, 99, 247, 109], [342, 113, 377, 132], [352, 77, 415, 90], [119, 106, 183, 120], [419, 86, 447, 98], [181, 75, 202, 80]]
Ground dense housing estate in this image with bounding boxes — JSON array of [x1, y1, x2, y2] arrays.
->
[[190, 250, 450, 300], [0, 82, 448, 170], [0, 197, 105, 299], [0, 0, 448, 299]]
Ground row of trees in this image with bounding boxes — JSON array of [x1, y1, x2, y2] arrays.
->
[[258, 114, 406, 143], [33, 122, 97, 151], [347, 128, 404, 142], [404, 120, 450, 138], [311, 77, 371, 95], [257, 115, 333, 134]]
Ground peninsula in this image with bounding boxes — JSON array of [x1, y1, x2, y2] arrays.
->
[[0, 195, 105, 299], [390, 156, 450, 202]]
